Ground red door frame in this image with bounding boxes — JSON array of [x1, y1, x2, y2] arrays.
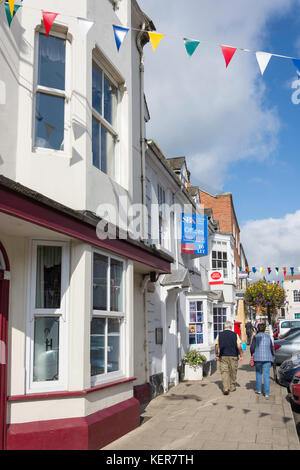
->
[[0, 241, 10, 450]]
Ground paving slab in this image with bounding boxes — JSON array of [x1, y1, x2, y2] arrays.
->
[[103, 348, 300, 451]]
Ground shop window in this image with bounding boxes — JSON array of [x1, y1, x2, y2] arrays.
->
[[188, 301, 203, 344], [27, 241, 69, 392], [213, 307, 227, 339], [91, 251, 125, 385], [212, 250, 228, 278]]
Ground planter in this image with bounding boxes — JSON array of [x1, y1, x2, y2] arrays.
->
[[184, 363, 203, 381]]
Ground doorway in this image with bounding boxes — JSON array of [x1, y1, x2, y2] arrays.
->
[[0, 242, 10, 450]]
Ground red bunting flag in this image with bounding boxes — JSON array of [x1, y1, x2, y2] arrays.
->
[[221, 46, 237, 68], [42, 12, 58, 37]]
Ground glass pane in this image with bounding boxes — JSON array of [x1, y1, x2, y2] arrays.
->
[[110, 259, 123, 312], [91, 317, 105, 376], [36, 246, 62, 309], [197, 301, 202, 312], [33, 317, 59, 382], [189, 334, 196, 345], [212, 261, 216, 269], [93, 254, 108, 310], [92, 63, 102, 115], [190, 312, 196, 323], [196, 324, 203, 333], [223, 252, 227, 260], [104, 76, 117, 126], [35, 93, 65, 150], [189, 324, 196, 334], [92, 117, 100, 169], [38, 34, 66, 90], [197, 313, 203, 322], [212, 251, 216, 259], [197, 334, 203, 344], [101, 125, 115, 178], [217, 252, 222, 260], [189, 301, 196, 312], [108, 318, 120, 372]]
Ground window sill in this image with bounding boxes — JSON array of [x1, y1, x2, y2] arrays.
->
[[7, 377, 136, 402]]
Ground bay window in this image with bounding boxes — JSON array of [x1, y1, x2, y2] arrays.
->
[[92, 61, 118, 178], [188, 301, 204, 345], [27, 241, 69, 392], [34, 32, 68, 151], [91, 252, 125, 384]]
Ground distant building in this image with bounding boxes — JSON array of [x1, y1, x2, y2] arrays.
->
[[283, 275, 300, 320]]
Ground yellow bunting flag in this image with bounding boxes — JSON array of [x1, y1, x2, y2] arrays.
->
[[9, 0, 15, 17], [148, 32, 164, 52]]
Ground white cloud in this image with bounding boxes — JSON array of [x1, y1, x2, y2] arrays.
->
[[241, 210, 300, 279], [138, 0, 297, 192]]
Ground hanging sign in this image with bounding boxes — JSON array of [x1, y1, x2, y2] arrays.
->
[[208, 270, 224, 285], [181, 213, 208, 255], [238, 271, 249, 279]]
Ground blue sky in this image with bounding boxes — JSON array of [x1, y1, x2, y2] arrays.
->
[[138, 0, 300, 270], [226, 8, 300, 225]]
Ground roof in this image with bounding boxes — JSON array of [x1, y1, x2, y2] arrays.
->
[[167, 157, 187, 171], [284, 275, 300, 281], [160, 268, 191, 287]]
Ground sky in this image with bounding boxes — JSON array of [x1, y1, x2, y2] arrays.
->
[[138, 0, 300, 278]]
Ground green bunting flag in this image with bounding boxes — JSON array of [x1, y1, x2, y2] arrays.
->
[[4, 2, 21, 27], [183, 38, 200, 57]]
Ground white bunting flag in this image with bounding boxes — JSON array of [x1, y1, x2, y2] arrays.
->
[[256, 51, 272, 75], [77, 17, 94, 37]]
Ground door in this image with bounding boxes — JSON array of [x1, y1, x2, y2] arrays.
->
[[0, 242, 10, 450]]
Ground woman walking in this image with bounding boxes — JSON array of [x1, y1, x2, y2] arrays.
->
[[250, 323, 275, 399]]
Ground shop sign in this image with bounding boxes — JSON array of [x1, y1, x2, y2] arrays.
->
[[208, 270, 224, 285], [181, 213, 208, 255]]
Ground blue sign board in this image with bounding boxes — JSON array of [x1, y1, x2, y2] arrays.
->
[[181, 213, 208, 255]]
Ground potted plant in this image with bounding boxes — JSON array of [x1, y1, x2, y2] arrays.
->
[[183, 350, 206, 381]]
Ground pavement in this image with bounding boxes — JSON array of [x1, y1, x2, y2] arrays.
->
[[103, 348, 300, 451]]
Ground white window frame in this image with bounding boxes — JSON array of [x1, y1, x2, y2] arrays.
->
[[92, 57, 120, 179], [187, 299, 204, 346], [33, 29, 71, 156], [91, 249, 126, 387], [26, 240, 69, 393], [294, 291, 300, 302]]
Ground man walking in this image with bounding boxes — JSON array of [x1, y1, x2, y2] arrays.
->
[[215, 321, 243, 395], [245, 320, 254, 345]]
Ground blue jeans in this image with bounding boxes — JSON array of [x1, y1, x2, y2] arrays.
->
[[255, 361, 272, 395]]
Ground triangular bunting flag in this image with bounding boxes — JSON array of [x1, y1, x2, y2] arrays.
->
[[252, 267, 257, 273], [77, 17, 94, 37], [291, 267, 294, 276], [221, 46, 237, 68], [260, 268, 264, 275], [113, 25, 129, 51], [183, 38, 200, 57], [275, 267, 279, 275], [245, 267, 249, 273], [267, 267, 271, 274], [256, 52, 272, 75], [8, 0, 14, 17], [148, 32, 164, 52], [292, 59, 300, 74], [4, 2, 21, 27], [42, 12, 58, 37]]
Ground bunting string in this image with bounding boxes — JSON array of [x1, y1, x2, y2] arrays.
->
[[1, 1, 300, 75]]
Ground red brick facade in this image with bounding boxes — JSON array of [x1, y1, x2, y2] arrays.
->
[[199, 190, 242, 285]]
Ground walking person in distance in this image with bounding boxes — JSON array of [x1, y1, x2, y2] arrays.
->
[[245, 320, 254, 345], [250, 323, 275, 399], [215, 321, 244, 395]]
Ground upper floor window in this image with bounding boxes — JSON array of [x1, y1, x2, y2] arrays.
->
[[92, 61, 118, 178], [294, 291, 300, 302], [157, 184, 166, 247], [212, 250, 228, 278], [34, 33, 67, 151]]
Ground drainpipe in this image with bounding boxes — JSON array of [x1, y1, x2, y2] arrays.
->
[[137, 23, 147, 242], [141, 275, 150, 384]]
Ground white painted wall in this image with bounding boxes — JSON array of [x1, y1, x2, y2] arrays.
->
[[284, 279, 300, 320]]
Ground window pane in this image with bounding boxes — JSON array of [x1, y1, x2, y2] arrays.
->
[[108, 318, 120, 372], [36, 246, 62, 309], [33, 317, 59, 382], [92, 117, 100, 168], [92, 64, 103, 115], [223, 252, 227, 260], [110, 259, 123, 312], [38, 34, 66, 90], [35, 93, 65, 150], [104, 76, 117, 126], [212, 251, 216, 259], [217, 252, 222, 260], [91, 317, 105, 376], [197, 301, 202, 312], [101, 125, 115, 178], [93, 254, 108, 310]]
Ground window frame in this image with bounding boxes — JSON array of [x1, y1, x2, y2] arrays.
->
[[212, 249, 228, 278], [213, 306, 227, 339], [32, 29, 71, 155], [26, 240, 69, 393], [91, 249, 126, 387], [188, 300, 204, 345], [293, 291, 300, 302], [92, 58, 120, 178]]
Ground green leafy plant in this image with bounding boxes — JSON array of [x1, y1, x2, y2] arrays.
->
[[183, 350, 206, 367], [244, 279, 286, 320]]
